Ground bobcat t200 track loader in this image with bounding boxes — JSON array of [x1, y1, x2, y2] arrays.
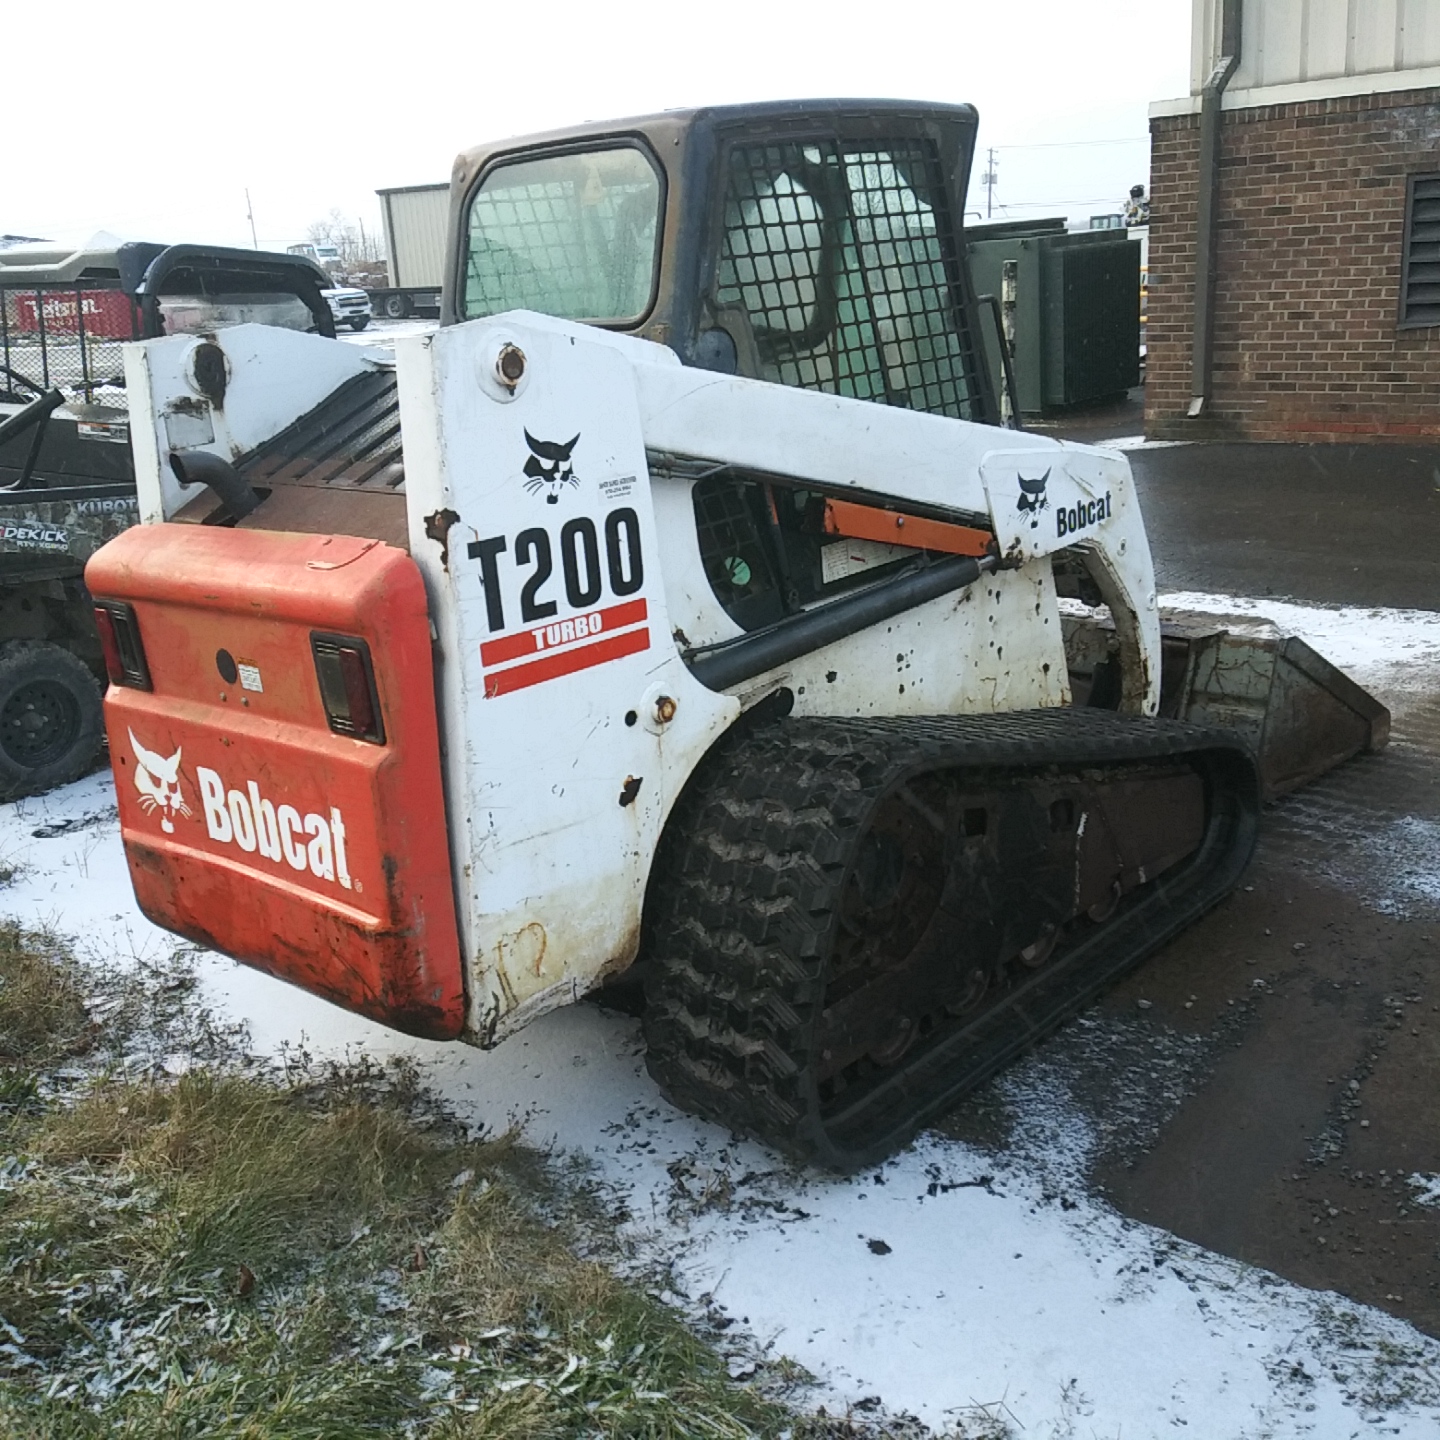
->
[[84, 101, 1386, 1168]]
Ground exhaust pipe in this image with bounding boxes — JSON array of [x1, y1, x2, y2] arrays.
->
[[168, 450, 261, 521]]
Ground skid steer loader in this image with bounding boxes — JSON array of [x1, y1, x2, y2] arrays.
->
[[84, 101, 1387, 1168]]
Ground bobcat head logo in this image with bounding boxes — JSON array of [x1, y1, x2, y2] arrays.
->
[[128, 729, 191, 834], [523, 430, 580, 504], [1016, 469, 1050, 530]]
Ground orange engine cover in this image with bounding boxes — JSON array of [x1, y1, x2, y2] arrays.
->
[[86, 524, 465, 1039]]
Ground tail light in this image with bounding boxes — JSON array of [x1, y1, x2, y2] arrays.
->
[[93, 601, 152, 689], [311, 633, 385, 744]]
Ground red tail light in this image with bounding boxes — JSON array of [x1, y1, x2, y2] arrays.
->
[[93, 601, 152, 689], [311, 633, 385, 744]]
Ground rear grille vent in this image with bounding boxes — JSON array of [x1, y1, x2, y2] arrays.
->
[[1400, 173, 1440, 329], [238, 369, 404, 491]]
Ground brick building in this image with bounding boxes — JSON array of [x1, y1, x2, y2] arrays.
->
[[1147, 0, 1440, 441]]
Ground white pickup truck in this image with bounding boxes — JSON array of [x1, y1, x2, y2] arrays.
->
[[322, 282, 372, 332], [284, 244, 373, 331]]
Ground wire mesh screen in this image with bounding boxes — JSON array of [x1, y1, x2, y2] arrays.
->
[[0, 283, 137, 406], [715, 138, 985, 420]]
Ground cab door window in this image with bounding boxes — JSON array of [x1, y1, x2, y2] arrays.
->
[[715, 138, 984, 420]]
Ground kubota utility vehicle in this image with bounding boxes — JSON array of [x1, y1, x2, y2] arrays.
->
[[85, 102, 1386, 1167], [0, 241, 336, 798]]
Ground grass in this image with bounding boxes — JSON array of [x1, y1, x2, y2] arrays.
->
[[0, 923, 827, 1439], [0, 926, 89, 1071]]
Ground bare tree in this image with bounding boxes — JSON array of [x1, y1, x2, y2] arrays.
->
[[305, 210, 382, 267]]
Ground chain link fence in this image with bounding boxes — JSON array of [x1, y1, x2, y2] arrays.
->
[[0, 282, 140, 410]]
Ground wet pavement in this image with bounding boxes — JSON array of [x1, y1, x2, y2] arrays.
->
[[1024, 427, 1440, 1340], [1131, 442, 1440, 612]]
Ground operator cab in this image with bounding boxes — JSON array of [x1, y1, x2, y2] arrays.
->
[[149, 105, 1015, 624], [442, 101, 1002, 426]]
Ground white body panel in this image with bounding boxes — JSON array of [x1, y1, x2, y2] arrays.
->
[[125, 310, 1162, 1044], [396, 314, 1159, 1040], [398, 320, 738, 1039], [124, 325, 391, 525]]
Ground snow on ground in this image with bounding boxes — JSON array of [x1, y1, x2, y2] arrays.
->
[[1159, 591, 1440, 693], [1096, 435, 1193, 452], [4, 595, 1440, 1437]]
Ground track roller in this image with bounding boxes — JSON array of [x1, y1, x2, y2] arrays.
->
[[641, 708, 1259, 1170]]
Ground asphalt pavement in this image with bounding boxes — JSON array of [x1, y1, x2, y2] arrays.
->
[[1012, 416, 1440, 1339], [1132, 442, 1440, 612]]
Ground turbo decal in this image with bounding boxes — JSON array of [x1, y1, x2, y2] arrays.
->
[[480, 598, 650, 698], [1055, 493, 1113, 538]]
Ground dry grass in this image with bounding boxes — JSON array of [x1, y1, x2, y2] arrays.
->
[[0, 927, 820, 1438], [0, 925, 90, 1072]]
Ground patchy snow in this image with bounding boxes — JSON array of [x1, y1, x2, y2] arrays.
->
[[1335, 814, 1440, 914], [5, 774, 1440, 1435], [1159, 590, 1440, 689], [1097, 435, 1193, 452], [1411, 1175, 1440, 1210], [5, 589, 1440, 1436]]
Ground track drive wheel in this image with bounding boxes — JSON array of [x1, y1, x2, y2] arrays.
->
[[641, 711, 1258, 1170]]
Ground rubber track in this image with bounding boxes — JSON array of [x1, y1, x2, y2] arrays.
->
[[641, 708, 1259, 1170]]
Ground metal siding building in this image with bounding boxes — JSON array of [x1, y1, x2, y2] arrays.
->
[[1190, 0, 1440, 94], [376, 185, 449, 291]]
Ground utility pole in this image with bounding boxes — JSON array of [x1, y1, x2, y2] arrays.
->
[[245, 189, 259, 249], [982, 148, 998, 220]]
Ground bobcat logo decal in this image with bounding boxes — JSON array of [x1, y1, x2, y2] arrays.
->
[[523, 431, 581, 504], [129, 730, 191, 834], [1016, 469, 1050, 530]]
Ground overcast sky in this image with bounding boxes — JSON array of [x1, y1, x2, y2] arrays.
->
[[5, 0, 1191, 252]]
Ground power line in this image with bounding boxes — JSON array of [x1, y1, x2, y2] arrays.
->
[[993, 198, 1131, 210]]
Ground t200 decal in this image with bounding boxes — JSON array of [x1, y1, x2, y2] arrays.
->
[[467, 507, 643, 632], [466, 506, 649, 697]]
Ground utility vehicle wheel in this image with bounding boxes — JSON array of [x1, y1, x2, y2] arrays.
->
[[383, 294, 409, 319], [349, 317, 370, 331], [0, 643, 103, 801]]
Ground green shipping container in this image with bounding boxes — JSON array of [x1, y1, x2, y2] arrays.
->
[[968, 221, 1140, 416]]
